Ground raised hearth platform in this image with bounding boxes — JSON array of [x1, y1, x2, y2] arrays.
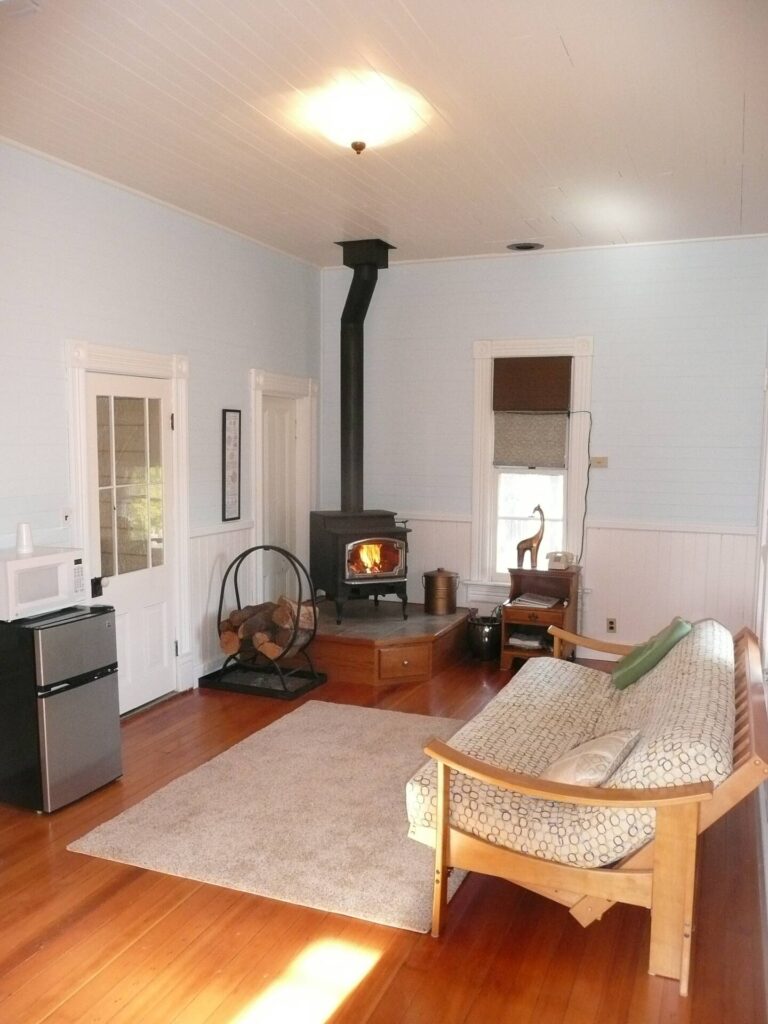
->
[[310, 600, 469, 685]]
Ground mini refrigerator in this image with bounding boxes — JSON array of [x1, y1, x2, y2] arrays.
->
[[0, 604, 122, 812]]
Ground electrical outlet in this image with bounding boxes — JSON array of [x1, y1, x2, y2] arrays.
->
[[606, 617, 617, 633], [62, 507, 73, 526]]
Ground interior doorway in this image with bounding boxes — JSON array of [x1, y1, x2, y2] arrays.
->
[[261, 394, 297, 601], [250, 370, 317, 602]]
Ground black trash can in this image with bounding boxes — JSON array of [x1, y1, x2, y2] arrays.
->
[[467, 614, 501, 661]]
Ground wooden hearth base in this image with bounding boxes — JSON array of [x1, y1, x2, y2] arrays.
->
[[309, 600, 469, 685]]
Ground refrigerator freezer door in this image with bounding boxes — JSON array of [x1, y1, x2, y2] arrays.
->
[[33, 609, 116, 688], [37, 671, 122, 811]]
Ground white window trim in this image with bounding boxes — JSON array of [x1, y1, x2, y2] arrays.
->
[[467, 336, 593, 605]]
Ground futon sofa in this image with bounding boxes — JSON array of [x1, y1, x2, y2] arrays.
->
[[406, 619, 767, 995]]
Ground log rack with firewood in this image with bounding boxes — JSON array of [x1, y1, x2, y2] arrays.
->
[[202, 545, 326, 700]]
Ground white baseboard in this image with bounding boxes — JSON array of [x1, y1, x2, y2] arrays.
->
[[195, 656, 224, 683], [175, 652, 198, 690]]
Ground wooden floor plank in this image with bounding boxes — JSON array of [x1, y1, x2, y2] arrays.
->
[[164, 900, 317, 1024], [0, 656, 764, 1023], [43, 883, 238, 1024], [384, 877, 523, 1024], [0, 872, 196, 1022]]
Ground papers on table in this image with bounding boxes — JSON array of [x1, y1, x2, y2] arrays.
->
[[506, 633, 550, 649], [508, 592, 560, 608]]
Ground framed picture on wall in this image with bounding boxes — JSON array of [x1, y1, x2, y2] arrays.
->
[[222, 409, 241, 521]]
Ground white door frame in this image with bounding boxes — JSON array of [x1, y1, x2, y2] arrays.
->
[[250, 369, 317, 570], [68, 341, 192, 685]]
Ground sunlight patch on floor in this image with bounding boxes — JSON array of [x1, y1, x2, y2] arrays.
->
[[229, 938, 381, 1024]]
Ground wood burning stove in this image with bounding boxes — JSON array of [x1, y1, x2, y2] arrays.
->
[[310, 238, 410, 623], [310, 510, 408, 624]]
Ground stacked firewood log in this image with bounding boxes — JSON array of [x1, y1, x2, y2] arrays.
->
[[219, 596, 316, 661]]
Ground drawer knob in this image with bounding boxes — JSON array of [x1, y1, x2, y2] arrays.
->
[[528, 612, 539, 621], [403, 659, 409, 666]]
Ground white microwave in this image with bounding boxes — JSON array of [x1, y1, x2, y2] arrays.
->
[[0, 547, 88, 621]]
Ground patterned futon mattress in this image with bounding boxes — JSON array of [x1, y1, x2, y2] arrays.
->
[[406, 619, 735, 868]]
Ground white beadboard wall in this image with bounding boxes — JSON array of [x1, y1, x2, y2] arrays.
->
[[400, 516, 757, 644], [401, 515, 472, 608], [190, 523, 256, 680], [582, 523, 758, 643]]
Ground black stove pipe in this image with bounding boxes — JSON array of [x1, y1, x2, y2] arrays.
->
[[336, 239, 394, 513]]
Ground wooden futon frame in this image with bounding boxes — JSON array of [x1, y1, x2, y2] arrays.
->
[[424, 626, 767, 996]]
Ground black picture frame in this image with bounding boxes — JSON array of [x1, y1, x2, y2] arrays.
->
[[222, 409, 241, 522]]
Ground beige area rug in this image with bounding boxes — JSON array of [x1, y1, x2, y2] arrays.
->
[[68, 701, 464, 933]]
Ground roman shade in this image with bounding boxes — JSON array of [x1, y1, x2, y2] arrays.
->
[[493, 357, 572, 467]]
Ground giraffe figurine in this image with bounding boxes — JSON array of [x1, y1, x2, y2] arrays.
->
[[517, 505, 545, 569]]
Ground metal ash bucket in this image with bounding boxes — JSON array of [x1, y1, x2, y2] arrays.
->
[[423, 567, 459, 615]]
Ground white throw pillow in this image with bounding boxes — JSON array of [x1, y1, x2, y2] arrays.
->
[[539, 729, 641, 786]]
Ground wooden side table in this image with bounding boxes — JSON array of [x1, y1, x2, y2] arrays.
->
[[500, 566, 581, 670]]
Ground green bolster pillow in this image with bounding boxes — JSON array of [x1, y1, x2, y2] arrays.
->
[[611, 616, 692, 691]]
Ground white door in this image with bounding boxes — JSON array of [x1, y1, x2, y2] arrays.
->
[[85, 373, 176, 713], [262, 394, 297, 602]]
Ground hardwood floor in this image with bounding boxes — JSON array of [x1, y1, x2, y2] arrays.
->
[[0, 658, 765, 1023]]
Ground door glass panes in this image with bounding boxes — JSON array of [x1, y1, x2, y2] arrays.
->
[[96, 396, 164, 577], [96, 396, 112, 488], [98, 490, 115, 578], [148, 399, 164, 567], [496, 469, 565, 575]]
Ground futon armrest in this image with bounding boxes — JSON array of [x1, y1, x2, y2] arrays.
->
[[423, 738, 713, 808], [547, 625, 635, 658]]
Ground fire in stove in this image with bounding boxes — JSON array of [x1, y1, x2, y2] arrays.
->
[[346, 538, 405, 579]]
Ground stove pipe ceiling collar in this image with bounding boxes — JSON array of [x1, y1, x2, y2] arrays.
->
[[335, 238, 394, 513]]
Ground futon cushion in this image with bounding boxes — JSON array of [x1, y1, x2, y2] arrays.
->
[[406, 620, 735, 868], [611, 616, 691, 690], [540, 729, 640, 785]]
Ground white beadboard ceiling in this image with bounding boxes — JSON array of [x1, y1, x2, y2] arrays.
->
[[1, 0, 767, 267]]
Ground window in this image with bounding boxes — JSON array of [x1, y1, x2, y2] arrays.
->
[[468, 337, 593, 604], [96, 394, 164, 576], [494, 468, 565, 579]]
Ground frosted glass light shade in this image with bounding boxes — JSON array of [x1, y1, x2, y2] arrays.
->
[[296, 71, 431, 149]]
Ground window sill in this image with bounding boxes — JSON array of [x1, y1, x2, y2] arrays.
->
[[465, 580, 510, 605]]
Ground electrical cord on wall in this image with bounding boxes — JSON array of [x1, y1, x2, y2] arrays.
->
[[569, 409, 592, 565]]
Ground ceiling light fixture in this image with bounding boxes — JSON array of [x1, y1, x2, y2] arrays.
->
[[295, 71, 431, 154], [506, 242, 544, 251]]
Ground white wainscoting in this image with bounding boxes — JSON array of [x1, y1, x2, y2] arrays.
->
[[582, 522, 759, 645], [401, 515, 758, 644], [190, 523, 255, 680], [400, 515, 473, 608], [188, 517, 758, 678]]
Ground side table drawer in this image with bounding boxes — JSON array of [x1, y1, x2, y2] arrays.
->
[[504, 607, 564, 627], [379, 644, 430, 680]]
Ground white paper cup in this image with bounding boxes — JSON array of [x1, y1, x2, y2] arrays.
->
[[16, 522, 33, 554]]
